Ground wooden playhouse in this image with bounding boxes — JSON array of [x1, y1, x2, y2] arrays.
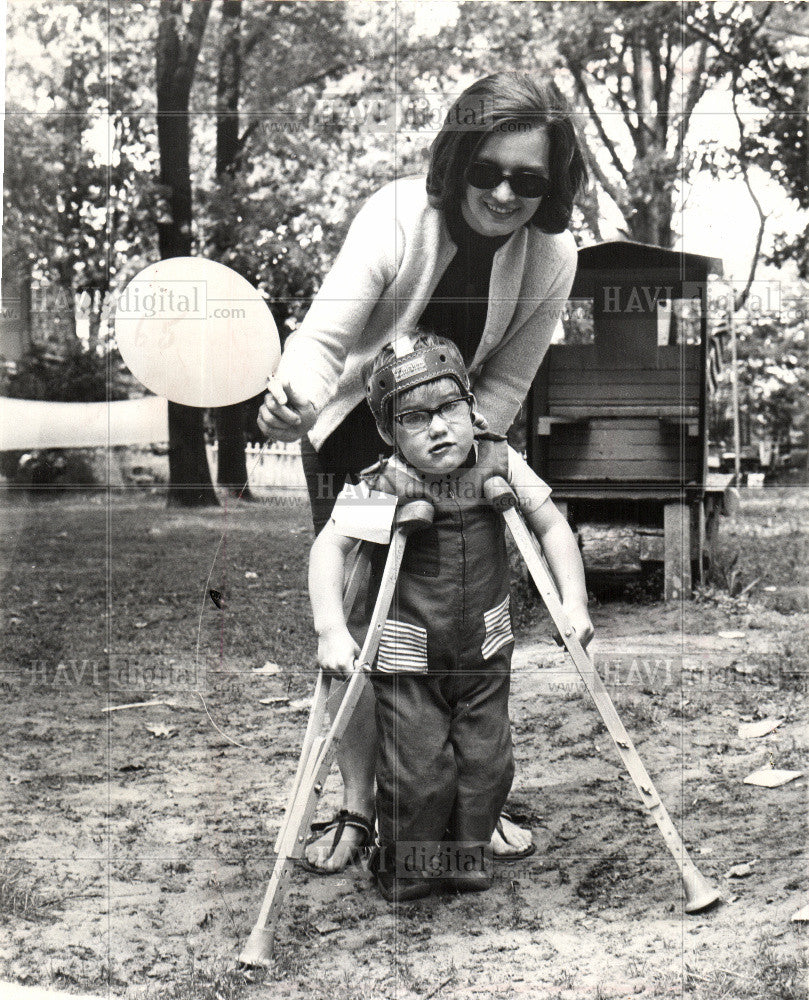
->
[[526, 241, 734, 601]]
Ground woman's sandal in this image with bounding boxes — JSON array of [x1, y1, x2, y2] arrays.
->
[[493, 811, 536, 861], [297, 809, 375, 875]]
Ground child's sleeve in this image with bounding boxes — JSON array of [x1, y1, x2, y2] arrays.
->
[[506, 446, 552, 514], [329, 479, 399, 545]]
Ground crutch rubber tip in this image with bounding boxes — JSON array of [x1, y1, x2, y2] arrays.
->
[[683, 869, 722, 914], [238, 926, 277, 968]]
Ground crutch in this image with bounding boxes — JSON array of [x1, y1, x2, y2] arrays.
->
[[483, 476, 721, 915], [271, 542, 372, 857], [239, 498, 434, 967]]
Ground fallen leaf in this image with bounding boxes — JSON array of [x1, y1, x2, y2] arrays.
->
[[134, 621, 148, 629], [791, 904, 809, 922], [738, 718, 783, 739], [145, 724, 176, 739], [718, 630, 746, 640], [744, 767, 803, 788], [764, 585, 777, 593], [252, 661, 280, 676], [724, 861, 757, 879], [259, 697, 289, 707], [244, 571, 258, 579], [314, 920, 340, 935]]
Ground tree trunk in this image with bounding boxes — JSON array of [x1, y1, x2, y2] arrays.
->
[[156, 0, 218, 507], [213, 0, 253, 498]]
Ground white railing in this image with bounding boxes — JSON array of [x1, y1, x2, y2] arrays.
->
[[207, 440, 307, 490]]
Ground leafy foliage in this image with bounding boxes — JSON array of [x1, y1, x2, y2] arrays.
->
[[709, 296, 809, 457], [1, 342, 131, 403]]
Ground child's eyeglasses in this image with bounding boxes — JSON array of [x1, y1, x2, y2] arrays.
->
[[394, 396, 472, 433], [465, 160, 550, 199]]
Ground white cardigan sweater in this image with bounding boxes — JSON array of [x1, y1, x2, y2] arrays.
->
[[276, 175, 577, 450]]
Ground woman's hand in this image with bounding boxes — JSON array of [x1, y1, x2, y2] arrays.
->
[[257, 377, 318, 442], [316, 625, 361, 679]]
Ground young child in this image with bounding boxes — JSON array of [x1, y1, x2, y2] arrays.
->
[[308, 332, 593, 902]]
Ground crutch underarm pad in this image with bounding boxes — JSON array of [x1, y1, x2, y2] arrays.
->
[[483, 475, 518, 511]]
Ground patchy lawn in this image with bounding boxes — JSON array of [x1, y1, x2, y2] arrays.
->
[[1, 485, 807, 999]]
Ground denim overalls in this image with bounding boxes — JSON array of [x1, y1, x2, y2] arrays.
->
[[361, 455, 516, 875]]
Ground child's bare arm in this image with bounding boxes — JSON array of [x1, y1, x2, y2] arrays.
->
[[522, 499, 594, 649], [309, 522, 360, 676]]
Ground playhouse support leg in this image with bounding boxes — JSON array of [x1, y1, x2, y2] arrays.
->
[[663, 502, 691, 601]]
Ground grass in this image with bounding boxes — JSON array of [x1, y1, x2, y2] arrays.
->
[[0, 857, 50, 922], [1, 491, 316, 677], [144, 958, 266, 1000], [1, 483, 807, 998], [685, 933, 809, 999], [3, 485, 805, 683]]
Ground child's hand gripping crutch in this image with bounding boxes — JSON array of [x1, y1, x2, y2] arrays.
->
[[483, 476, 721, 915], [270, 539, 372, 860], [238, 497, 434, 967]]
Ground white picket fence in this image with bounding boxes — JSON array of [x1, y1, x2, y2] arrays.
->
[[206, 440, 307, 491]]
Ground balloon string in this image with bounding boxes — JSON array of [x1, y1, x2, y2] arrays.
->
[[196, 691, 251, 750], [193, 440, 275, 752]]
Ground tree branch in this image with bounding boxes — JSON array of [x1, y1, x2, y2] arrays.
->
[[731, 72, 767, 311], [630, 32, 648, 156], [586, 148, 625, 215], [565, 59, 630, 182], [177, 0, 213, 92], [612, 84, 645, 147], [659, 31, 674, 124], [675, 39, 709, 159], [157, 0, 213, 99]]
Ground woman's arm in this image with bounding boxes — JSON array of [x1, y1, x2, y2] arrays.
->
[[262, 183, 401, 438], [258, 184, 400, 441], [472, 234, 576, 435]]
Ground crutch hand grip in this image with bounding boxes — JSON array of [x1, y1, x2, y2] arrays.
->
[[394, 498, 435, 531], [483, 475, 519, 512]]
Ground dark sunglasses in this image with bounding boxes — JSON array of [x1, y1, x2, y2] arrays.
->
[[465, 160, 550, 199]]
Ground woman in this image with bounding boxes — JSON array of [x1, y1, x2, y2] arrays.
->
[[259, 72, 588, 872]]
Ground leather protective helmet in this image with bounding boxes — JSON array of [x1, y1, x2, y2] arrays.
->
[[364, 333, 470, 430]]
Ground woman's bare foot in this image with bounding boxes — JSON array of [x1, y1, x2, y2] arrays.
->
[[490, 813, 534, 859]]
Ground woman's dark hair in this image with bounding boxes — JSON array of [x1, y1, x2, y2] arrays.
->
[[426, 73, 588, 234]]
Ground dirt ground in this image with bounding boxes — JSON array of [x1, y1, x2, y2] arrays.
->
[[1, 487, 807, 999]]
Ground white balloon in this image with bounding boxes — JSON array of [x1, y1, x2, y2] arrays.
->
[[114, 257, 280, 408]]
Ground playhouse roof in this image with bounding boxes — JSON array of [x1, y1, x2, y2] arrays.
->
[[570, 241, 724, 298]]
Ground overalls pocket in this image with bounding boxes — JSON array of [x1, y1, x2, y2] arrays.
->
[[481, 593, 514, 660], [376, 619, 429, 673]]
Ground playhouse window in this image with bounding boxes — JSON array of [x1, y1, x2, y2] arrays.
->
[[560, 299, 594, 344], [657, 298, 703, 347]]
